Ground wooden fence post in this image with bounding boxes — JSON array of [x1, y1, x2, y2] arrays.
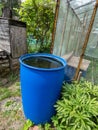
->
[[74, 1, 98, 80], [50, 0, 60, 54]]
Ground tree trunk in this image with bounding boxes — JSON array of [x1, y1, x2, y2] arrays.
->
[[2, 7, 12, 18]]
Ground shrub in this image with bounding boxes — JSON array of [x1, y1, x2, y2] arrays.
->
[[18, 0, 55, 50], [52, 80, 98, 130]]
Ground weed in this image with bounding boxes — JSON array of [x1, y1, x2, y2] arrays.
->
[[0, 88, 12, 101], [8, 72, 18, 82], [5, 100, 15, 107], [23, 119, 34, 130]]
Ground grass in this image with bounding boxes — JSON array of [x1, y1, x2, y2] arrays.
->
[[0, 82, 21, 101], [0, 72, 25, 130]]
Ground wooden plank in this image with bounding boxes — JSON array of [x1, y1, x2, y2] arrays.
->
[[0, 18, 27, 56], [10, 25, 27, 58], [63, 56, 90, 71], [0, 19, 10, 54], [9, 19, 26, 27], [62, 51, 73, 61], [62, 52, 90, 71], [0, 43, 10, 54], [50, 0, 60, 53], [9, 56, 19, 70], [2, 7, 12, 18], [0, 18, 9, 24], [74, 1, 98, 80]]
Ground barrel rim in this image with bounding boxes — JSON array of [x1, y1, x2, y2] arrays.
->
[[19, 53, 67, 71]]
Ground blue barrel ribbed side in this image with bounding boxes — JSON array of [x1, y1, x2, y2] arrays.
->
[[19, 53, 67, 124]]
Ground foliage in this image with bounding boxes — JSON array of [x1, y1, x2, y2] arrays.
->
[[38, 43, 51, 53], [0, 3, 3, 16], [38, 122, 53, 130], [8, 72, 18, 82], [18, 0, 55, 49], [23, 121, 53, 130], [0, 87, 13, 101], [23, 119, 34, 130], [27, 41, 51, 53], [27, 44, 38, 53], [43, 123, 52, 130], [52, 80, 98, 130], [0, 71, 20, 101], [27, 34, 51, 53]]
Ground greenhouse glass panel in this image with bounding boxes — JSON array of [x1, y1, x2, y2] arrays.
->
[[53, 1, 82, 56], [61, 7, 73, 56], [53, 0, 97, 84], [53, 0, 68, 56]]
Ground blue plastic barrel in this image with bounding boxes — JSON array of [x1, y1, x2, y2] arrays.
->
[[19, 53, 67, 124]]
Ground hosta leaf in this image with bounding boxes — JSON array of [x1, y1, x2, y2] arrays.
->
[[52, 80, 98, 130]]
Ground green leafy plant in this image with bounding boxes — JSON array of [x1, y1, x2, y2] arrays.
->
[[8, 72, 18, 82], [5, 100, 15, 107], [38, 43, 51, 53], [0, 3, 3, 16], [0, 85, 20, 101], [38, 123, 52, 130], [23, 119, 34, 130], [0, 88, 12, 101], [52, 80, 98, 130], [18, 0, 55, 51]]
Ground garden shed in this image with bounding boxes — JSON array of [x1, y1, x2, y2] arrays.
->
[[0, 16, 27, 75]]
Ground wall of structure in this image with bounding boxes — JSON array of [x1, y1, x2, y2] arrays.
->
[[0, 49, 10, 77], [0, 18, 27, 76], [53, 0, 82, 57]]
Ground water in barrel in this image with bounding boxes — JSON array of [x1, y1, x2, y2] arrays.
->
[[23, 56, 63, 69]]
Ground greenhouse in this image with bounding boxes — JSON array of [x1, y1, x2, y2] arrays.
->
[[52, 0, 98, 84]]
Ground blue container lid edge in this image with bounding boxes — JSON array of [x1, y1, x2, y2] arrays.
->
[[19, 53, 67, 71]]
